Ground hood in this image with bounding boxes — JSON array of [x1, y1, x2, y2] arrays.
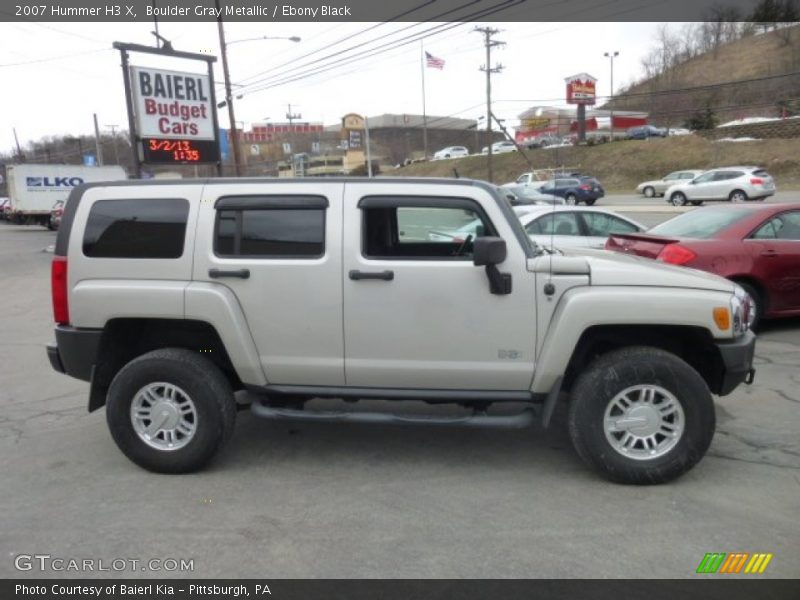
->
[[529, 248, 734, 293]]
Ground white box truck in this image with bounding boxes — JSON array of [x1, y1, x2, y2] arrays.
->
[[6, 164, 127, 227]]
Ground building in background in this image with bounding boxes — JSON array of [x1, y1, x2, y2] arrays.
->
[[515, 106, 648, 144]]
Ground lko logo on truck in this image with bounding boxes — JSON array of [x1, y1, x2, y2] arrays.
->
[[26, 176, 84, 188]]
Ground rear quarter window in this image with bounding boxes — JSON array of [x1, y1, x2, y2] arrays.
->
[[82, 198, 189, 258]]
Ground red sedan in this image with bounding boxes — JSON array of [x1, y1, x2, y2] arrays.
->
[[606, 204, 800, 327]]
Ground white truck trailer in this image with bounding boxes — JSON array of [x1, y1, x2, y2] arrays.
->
[[6, 164, 126, 227]]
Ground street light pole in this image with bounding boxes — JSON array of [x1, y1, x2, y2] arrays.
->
[[604, 51, 619, 138]]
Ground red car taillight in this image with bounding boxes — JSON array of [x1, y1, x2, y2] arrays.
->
[[51, 256, 69, 325], [750, 177, 764, 185], [657, 244, 696, 266]]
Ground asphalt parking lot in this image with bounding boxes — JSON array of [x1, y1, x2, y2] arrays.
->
[[1, 200, 799, 579]]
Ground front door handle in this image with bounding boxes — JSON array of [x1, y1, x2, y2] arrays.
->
[[349, 270, 394, 281], [761, 249, 778, 257], [209, 268, 250, 279]]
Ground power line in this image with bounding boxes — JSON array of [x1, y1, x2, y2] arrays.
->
[[232, 0, 445, 88], [494, 71, 800, 106], [236, 0, 526, 98], [0, 48, 112, 68]]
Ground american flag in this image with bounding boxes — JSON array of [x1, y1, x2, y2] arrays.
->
[[425, 51, 445, 70]]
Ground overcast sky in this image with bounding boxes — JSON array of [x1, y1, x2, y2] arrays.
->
[[0, 20, 670, 154]]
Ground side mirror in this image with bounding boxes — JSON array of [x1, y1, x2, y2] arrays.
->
[[473, 237, 511, 295], [473, 237, 506, 266]]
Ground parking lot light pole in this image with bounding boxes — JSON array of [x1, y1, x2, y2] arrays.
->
[[604, 51, 619, 138]]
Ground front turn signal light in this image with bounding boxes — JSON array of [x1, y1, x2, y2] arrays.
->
[[713, 307, 731, 330]]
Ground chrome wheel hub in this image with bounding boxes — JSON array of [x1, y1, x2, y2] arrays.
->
[[603, 385, 684, 460], [131, 382, 197, 451]]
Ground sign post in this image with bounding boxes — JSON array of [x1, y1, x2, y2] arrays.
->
[[564, 73, 597, 144]]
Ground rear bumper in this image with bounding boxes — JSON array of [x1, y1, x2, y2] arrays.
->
[[46, 326, 102, 382], [715, 330, 756, 396]]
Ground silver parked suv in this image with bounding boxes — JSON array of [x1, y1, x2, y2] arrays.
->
[[664, 166, 776, 206], [47, 177, 756, 483]]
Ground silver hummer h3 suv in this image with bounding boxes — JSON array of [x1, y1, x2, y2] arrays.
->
[[47, 178, 756, 483]]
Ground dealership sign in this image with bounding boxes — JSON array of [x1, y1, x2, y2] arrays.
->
[[565, 73, 597, 105], [130, 66, 214, 140]]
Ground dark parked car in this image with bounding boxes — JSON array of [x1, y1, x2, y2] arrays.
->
[[49, 200, 65, 231], [626, 125, 667, 139], [538, 177, 605, 205], [605, 204, 800, 328]]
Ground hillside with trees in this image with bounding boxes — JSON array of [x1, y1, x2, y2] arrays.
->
[[608, 7, 799, 130]]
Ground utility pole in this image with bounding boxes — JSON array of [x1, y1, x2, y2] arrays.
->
[[475, 27, 504, 183], [364, 116, 373, 178], [106, 124, 121, 165], [216, 0, 242, 176], [12, 127, 24, 162], [93, 113, 104, 166], [286, 104, 301, 127]]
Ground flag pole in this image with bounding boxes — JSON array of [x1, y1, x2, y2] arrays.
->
[[420, 41, 428, 159]]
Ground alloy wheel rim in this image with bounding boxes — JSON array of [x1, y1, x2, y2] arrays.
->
[[130, 382, 197, 451], [603, 384, 685, 461]]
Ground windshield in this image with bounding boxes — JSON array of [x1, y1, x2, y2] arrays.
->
[[487, 184, 536, 257], [648, 207, 753, 238]]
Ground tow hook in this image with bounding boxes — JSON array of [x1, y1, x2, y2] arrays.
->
[[745, 369, 756, 385]]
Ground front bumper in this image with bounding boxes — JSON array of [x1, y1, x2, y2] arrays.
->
[[715, 330, 756, 396]]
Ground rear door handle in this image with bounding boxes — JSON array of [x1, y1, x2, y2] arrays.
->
[[349, 270, 394, 281], [208, 268, 250, 279], [761, 249, 778, 257]]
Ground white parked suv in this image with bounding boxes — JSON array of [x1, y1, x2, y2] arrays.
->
[[433, 146, 469, 160], [47, 177, 755, 482], [664, 166, 776, 206]]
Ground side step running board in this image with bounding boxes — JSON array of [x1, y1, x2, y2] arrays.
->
[[251, 401, 537, 429]]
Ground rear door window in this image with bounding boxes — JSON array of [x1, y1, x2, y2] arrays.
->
[[753, 211, 800, 241]]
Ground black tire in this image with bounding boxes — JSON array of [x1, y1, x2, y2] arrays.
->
[[106, 348, 236, 473], [735, 281, 764, 331], [729, 189, 748, 203], [643, 186, 655, 198], [669, 192, 687, 206], [565, 193, 578, 205], [568, 346, 715, 485], [584, 199, 597, 206]]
